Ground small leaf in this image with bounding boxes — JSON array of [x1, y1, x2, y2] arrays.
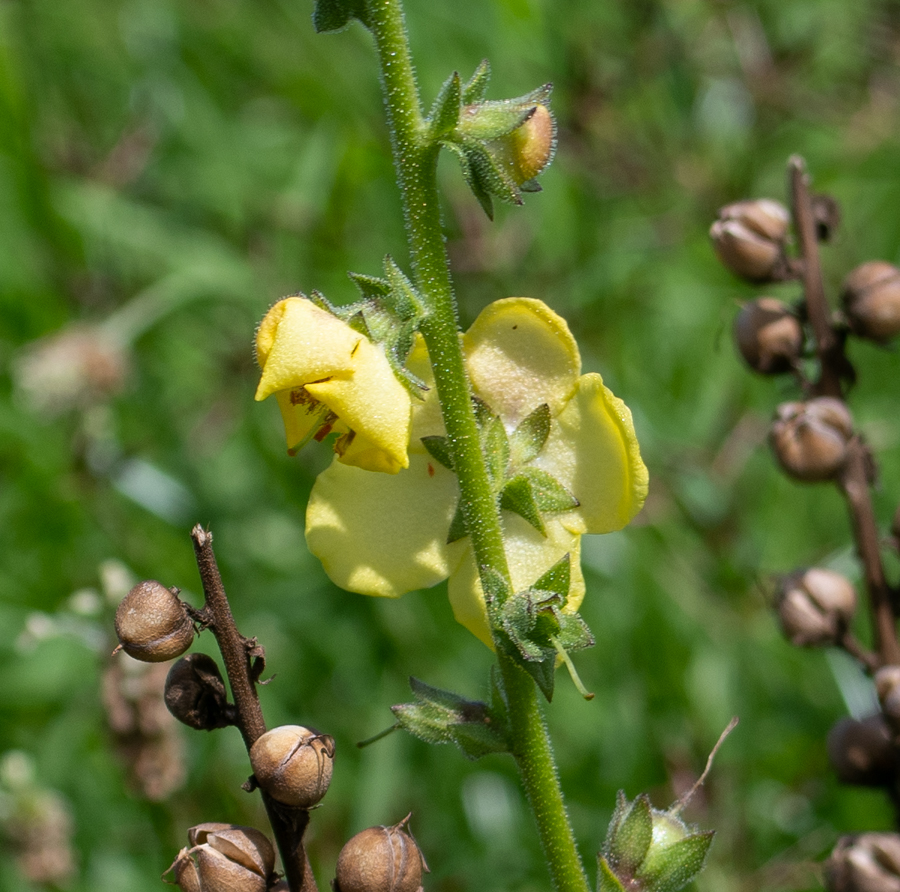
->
[[523, 467, 579, 513], [500, 475, 546, 535], [636, 832, 715, 892], [348, 271, 391, 299], [607, 794, 653, 875], [446, 499, 468, 544], [532, 553, 570, 601], [428, 71, 462, 138], [510, 403, 551, 465], [421, 435, 454, 470], [461, 59, 491, 104], [597, 856, 628, 892]]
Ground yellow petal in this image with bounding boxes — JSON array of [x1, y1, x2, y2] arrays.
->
[[463, 298, 582, 426], [405, 334, 446, 453], [534, 372, 648, 535], [305, 453, 459, 597], [447, 513, 585, 648]]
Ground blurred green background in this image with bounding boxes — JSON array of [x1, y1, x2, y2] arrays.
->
[[2, 0, 900, 889]]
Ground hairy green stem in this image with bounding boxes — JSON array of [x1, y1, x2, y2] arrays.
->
[[364, 4, 589, 891]]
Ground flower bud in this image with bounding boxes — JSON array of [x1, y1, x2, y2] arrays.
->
[[334, 816, 428, 892], [770, 397, 854, 482], [165, 653, 234, 731], [775, 568, 857, 647], [167, 824, 275, 892], [710, 199, 790, 282], [733, 298, 803, 374], [114, 580, 194, 663], [827, 714, 897, 786], [826, 833, 900, 892], [841, 261, 900, 343], [249, 725, 335, 809], [876, 666, 900, 732], [506, 104, 555, 183]]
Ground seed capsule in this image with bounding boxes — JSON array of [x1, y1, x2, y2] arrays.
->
[[876, 666, 900, 733], [334, 816, 427, 892], [167, 824, 275, 892], [776, 568, 857, 647], [710, 199, 790, 282], [826, 833, 900, 892], [734, 297, 803, 374], [827, 715, 896, 786], [114, 580, 194, 663], [165, 653, 234, 731], [770, 398, 853, 482], [841, 261, 900, 343], [249, 725, 335, 809]]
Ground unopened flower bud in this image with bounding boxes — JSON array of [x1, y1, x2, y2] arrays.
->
[[734, 298, 803, 374], [506, 104, 555, 183], [710, 199, 790, 282], [165, 653, 234, 731], [776, 568, 857, 647], [826, 833, 900, 892], [334, 816, 428, 892], [770, 398, 853, 482], [876, 666, 900, 732], [114, 580, 194, 663], [249, 725, 335, 809], [167, 824, 275, 892], [827, 715, 897, 786], [841, 261, 900, 343]]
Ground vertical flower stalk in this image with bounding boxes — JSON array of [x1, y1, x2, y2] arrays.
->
[[364, 3, 590, 891]]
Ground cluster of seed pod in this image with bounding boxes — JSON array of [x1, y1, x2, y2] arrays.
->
[[712, 164, 900, 892], [114, 575, 427, 892]]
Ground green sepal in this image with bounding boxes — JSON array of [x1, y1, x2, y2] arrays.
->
[[428, 71, 462, 139], [510, 403, 551, 465], [312, 0, 368, 33], [480, 565, 512, 623], [500, 474, 546, 535], [522, 466, 579, 512], [446, 499, 467, 544], [457, 101, 534, 141], [481, 413, 510, 488], [497, 590, 559, 700], [533, 553, 571, 601], [520, 177, 543, 194], [421, 435, 454, 471], [391, 677, 509, 760], [464, 140, 523, 207], [461, 59, 491, 104], [382, 256, 426, 321], [440, 138, 495, 219], [554, 611, 594, 653], [597, 856, 627, 892], [348, 271, 391, 299], [606, 794, 653, 876], [636, 831, 715, 892]]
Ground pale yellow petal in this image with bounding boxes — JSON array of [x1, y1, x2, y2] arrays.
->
[[405, 334, 446, 453], [463, 298, 581, 426], [447, 513, 585, 648], [255, 298, 359, 400], [305, 453, 459, 598], [533, 372, 648, 535]]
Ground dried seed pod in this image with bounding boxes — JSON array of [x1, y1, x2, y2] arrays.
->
[[114, 580, 194, 663], [249, 725, 335, 808], [733, 297, 803, 374], [167, 824, 276, 892], [876, 667, 900, 732], [334, 816, 428, 892], [826, 833, 900, 892], [775, 568, 857, 647], [165, 653, 234, 731], [827, 714, 896, 786], [842, 261, 900, 343], [710, 199, 790, 282], [770, 398, 854, 482]]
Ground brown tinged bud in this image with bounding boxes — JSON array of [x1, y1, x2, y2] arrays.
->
[[775, 568, 857, 646], [734, 298, 804, 374], [507, 104, 555, 182], [167, 824, 275, 892], [165, 653, 234, 731], [826, 833, 900, 892], [114, 580, 194, 662], [334, 816, 428, 892], [827, 714, 897, 786], [876, 666, 900, 732], [841, 261, 900, 343], [710, 199, 790, 282], [770, 397, 854, 482], [249, 725, 335, 809]]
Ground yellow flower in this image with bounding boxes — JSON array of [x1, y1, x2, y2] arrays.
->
[[255, 297, 412, 474], [305, 298, 648, 645]]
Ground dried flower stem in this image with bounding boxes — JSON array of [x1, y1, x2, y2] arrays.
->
[[190, 525, 317, 892]]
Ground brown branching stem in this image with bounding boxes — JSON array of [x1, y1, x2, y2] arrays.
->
[[190, 525, 318, 892], [788, 158, 900, 670]]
